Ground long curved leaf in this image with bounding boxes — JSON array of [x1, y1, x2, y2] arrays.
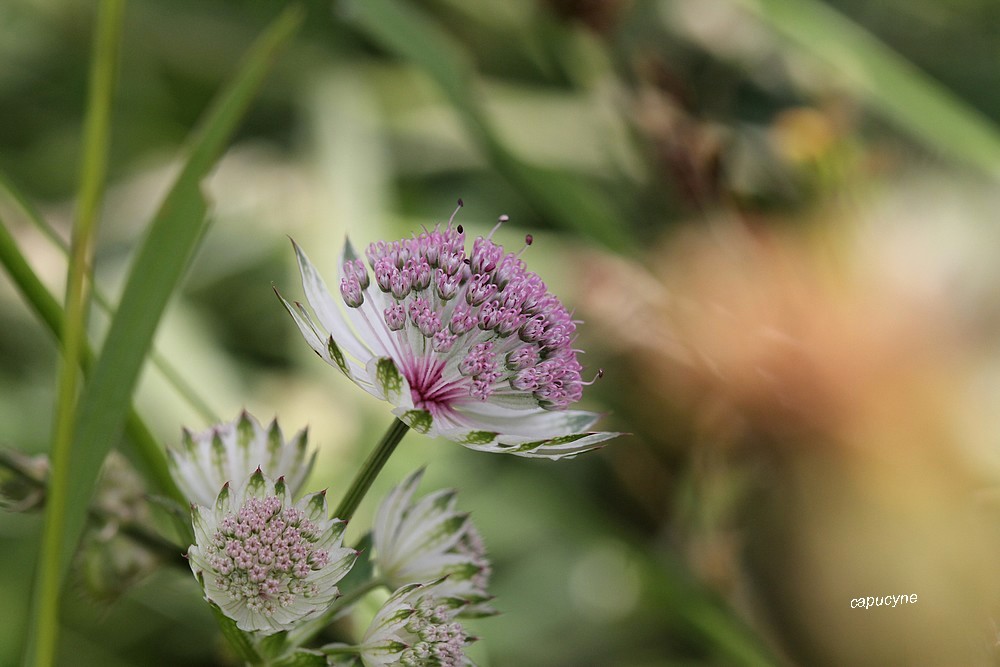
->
[[25, 8, 304, 664]]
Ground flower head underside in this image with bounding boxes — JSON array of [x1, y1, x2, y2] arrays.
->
[[374, 468, 494, 616]]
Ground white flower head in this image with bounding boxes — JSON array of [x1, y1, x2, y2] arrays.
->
[[355, 580, 475, 667], [374, 469, 493, 617], [275, 203, 621, 459], [168, 410, 315, 507], [187, 469, 356, 634]]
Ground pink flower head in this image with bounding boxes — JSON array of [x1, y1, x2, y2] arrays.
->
[[276, 203, 619, 459]]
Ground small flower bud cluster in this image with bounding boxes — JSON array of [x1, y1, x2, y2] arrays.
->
[[353, 581, 474, 667], [339, 259, 369, 308], [398, 595, 468, 666]]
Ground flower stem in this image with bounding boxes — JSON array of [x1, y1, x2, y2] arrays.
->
[[334, 418, 410, 521]]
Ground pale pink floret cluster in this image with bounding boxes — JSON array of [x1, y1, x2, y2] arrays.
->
[[346, 222, 584, 412], [188, 472, 356, 634], [277, 204, 621, 459], [206, 495, 328, 616], [397, 595, 468, 667]]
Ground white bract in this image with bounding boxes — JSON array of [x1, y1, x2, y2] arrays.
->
[[276, 207, 620, 459], [188, 470, 356, 634], [374, 469, 493, 617], [167, 410, 315, 507]]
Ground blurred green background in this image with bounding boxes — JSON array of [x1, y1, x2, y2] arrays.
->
[[3, 0, 1000, 665]]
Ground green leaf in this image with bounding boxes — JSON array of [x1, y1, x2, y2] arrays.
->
[[37, 0, 304, 613], [515, 432, 588, 452], [728, 0, 1000, 176], [328, 336, 350, 376], [0, 214, 188, 509], [0, 171, 220, 425], [26, 3, 127, 664], [258, 631, 290, 662]]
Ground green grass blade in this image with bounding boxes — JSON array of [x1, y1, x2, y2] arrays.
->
[[0, 219, 65, 352], [728, 0, 1000, 177], [344, 0, 634, 251], [24, 5, 303, 665], [28, 1, 126, 664]]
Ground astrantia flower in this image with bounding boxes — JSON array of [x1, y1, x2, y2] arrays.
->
[[276, 204, 620, 459], [373, 469, 493, 617], [167, 410, 315, 507], [339, 580, 475, 667], [187, 469, 356, 634]]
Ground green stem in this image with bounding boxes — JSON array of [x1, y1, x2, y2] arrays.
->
[[28, 2, 125, 665], [334, 419, 410, 521]]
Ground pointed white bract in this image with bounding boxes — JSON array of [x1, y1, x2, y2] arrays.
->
[[373, 469, 493, 617], [187, 470, 356, 635], [355, 580, 475, 667], [275, 207, 621, 459], [167, 411, 315, 507]]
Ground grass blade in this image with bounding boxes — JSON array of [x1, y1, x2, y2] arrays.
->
[[24, 5, 303, 665], [27, 1, 126, 664]]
